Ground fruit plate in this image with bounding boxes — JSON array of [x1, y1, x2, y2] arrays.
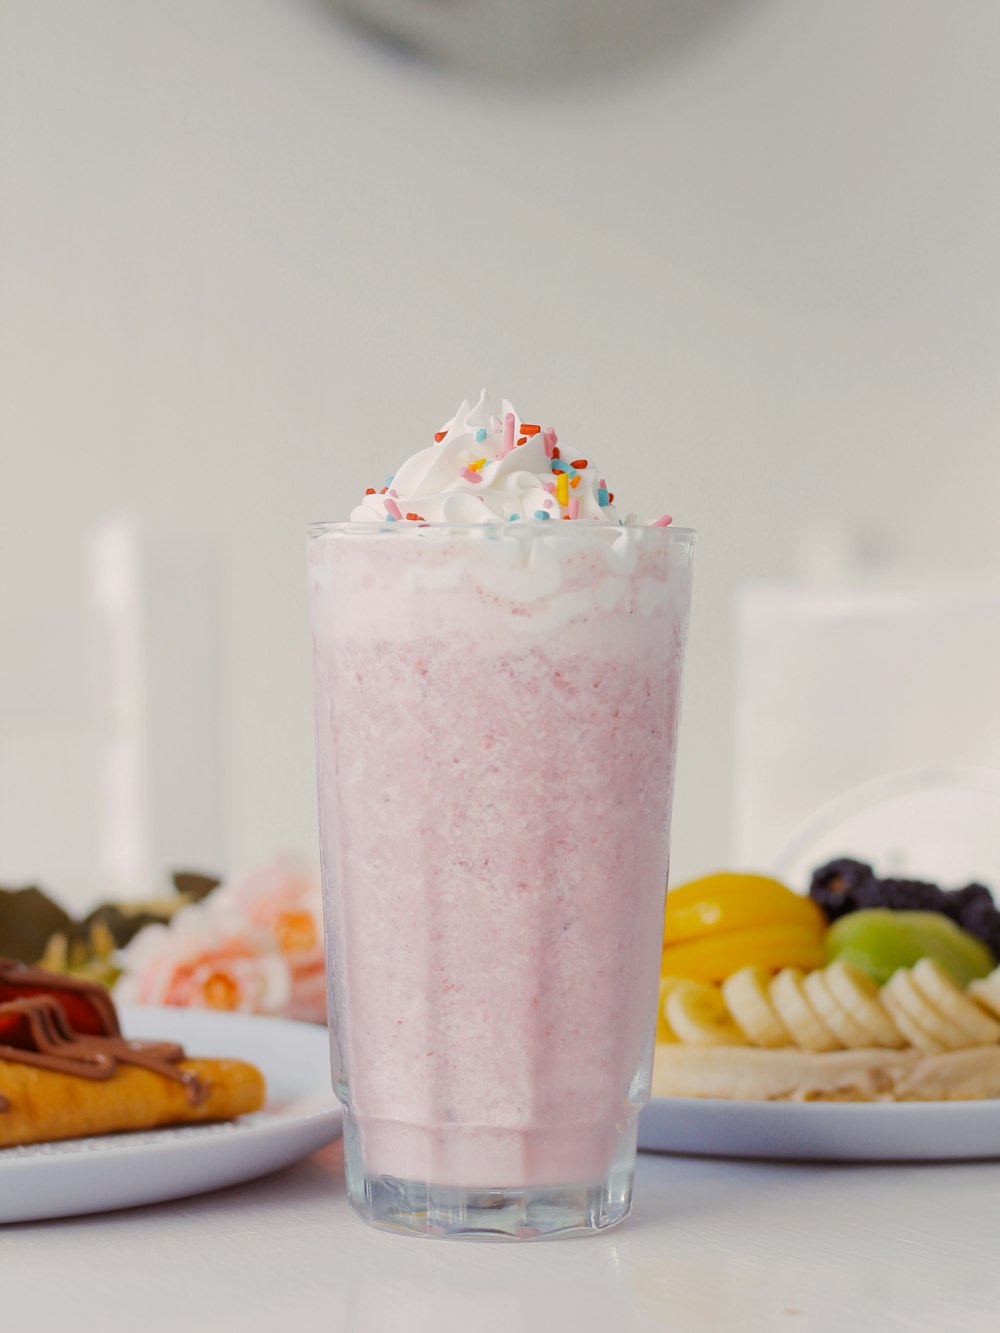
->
[[0, 1005, 342, 1224], [638, 1095, 1000, 1162]]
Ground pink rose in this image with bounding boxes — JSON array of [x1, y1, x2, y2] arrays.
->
[[115, 903, 292, 1016], [214, 858, 327, 1024], [115, 857, 328, 1024]]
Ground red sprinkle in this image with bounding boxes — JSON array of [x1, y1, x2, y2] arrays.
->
[[406, 512, 425, 522], [551, 447, 561, 460], [571, 459, 588, 470], [434, 431, 447, 442], [380, 487, 388, 494], [517, 437, 527, 447], [365, 487, 376, 495], [608, 493, 615, 503], [520, 424, 541, 435]]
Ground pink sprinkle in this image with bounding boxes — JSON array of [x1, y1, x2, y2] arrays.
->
[[543, 498, 553, 508], [543, 480, 556, 494], [502, 412, 515, 458], [384, 497, 403, 520], [460, 466, 482, 484], [388, 488, 398, 497], [568, 497, 580, 520], [651, 514, 673, 527], [542, 428, 557, 460], [599, 479, 607, 489]]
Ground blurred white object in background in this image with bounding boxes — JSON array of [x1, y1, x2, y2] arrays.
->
[[0, 517, 226, 912], [733, 578, 1000, 890], [329, 0, 750, 81]]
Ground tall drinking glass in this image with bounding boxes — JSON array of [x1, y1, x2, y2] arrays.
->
[[309, 521, 694, 1238]]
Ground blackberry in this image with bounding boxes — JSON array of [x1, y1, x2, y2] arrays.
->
[[942, 882, 994, 921], [948, 884, 1000, 959], [873, 877, 947, 914], [809, 858, 875, 921]]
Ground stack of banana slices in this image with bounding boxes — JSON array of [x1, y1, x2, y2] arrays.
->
[[654, 960, 1000, 1102]]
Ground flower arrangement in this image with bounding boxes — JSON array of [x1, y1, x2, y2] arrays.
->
[[115, 858, 326, 1023]]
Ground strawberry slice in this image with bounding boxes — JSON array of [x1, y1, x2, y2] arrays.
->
[[0, 960, 120, 1036]]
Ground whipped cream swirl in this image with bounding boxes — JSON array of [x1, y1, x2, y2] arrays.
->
[[351, 390, 625, 525]]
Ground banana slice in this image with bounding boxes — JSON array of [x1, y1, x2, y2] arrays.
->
[[969, 970, 1000, 1022], [657, 975, 686, 1042], [803, 969, 875, 1049], [666, 980, 748, 1046], [722, 965, 791, 1047], [769, 968, 841, 1052], [824, 960, 905, 1048], [911, 959, 1000, 1046], [881, 969, 968, 1052]]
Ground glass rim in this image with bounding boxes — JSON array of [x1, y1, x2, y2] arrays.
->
[[308, 520, 696, 542]]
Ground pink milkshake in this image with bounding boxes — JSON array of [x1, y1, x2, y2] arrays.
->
[[309, 392, 693, 1237]]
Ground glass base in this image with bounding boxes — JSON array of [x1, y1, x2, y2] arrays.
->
[[341, 1110, 635, 1240], [347, 1173, 634, 1240]]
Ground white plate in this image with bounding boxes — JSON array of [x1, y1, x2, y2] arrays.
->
[[0, 1004, 342, 1224], [638, 1095, 1000, 1161]]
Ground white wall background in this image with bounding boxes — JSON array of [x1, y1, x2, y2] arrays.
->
[[1, 0, 998, 902]]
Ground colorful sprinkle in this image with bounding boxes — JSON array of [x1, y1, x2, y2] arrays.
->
[[571, 459, 588, 470], [556, 473, 569, 508], [467, 458, 487, 472], [597, 487, 609, 506], [520, 424, 540, 435], [434, 431, 447, 443], [475, 428, 488, 443], [570, 476, 581, 489], [543, 481, 556, 494], [384, 497, 404, 521], [385, 476, 395, 486], [503, 412, 516, 457], [406, 512, 425, 522], [459, 466, 483, 484], [534, 510, 550, 521], [542, 428, 557, 460], [509, 513, 521, 521], [568, 496, 580, 520], [384, 513, 397, 522], [365, 487, 376, 495], [651, 514, 673, 527], [517, 437, 527, 447]]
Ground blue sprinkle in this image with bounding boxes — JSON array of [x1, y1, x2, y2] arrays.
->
[[476, 428, 488, 443], [534, 510, 550, 521], [384, 513, 397, 522], [509, 513, 520, 521], [551, 461, 577, 479], [597, 487, 609, 506], [384, 475, 395, 486]]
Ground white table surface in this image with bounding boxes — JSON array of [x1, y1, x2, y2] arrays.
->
[[4, 1141, 999, 1332]]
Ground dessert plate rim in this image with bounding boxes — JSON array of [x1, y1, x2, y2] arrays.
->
[[639, 1092, 1000, 1161], [0, 1004, 342, 1224]]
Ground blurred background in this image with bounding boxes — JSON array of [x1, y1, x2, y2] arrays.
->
[[1, 0, 998, 914]]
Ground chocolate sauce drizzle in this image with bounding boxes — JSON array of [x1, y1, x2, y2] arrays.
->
[[0, 959, 209, 1113], [0, 996, 207, 1108], [0, 958, 122, 1036]]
